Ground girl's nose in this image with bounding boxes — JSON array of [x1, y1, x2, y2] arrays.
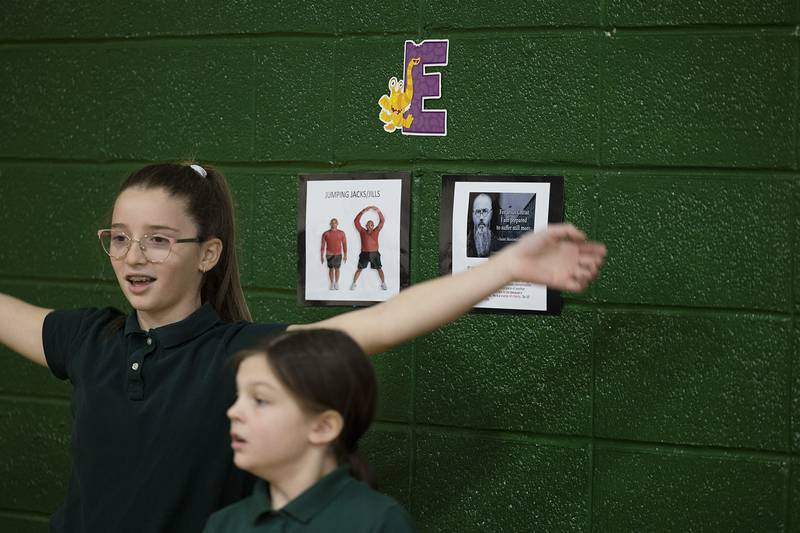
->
[[125, 241, 148, 265], [227, 398, 242, 420]]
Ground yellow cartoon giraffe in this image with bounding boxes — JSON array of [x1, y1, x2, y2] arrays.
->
[[378, 57, 421, 132]]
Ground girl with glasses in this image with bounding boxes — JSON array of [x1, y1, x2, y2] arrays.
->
[[0, 162, 605, 533]]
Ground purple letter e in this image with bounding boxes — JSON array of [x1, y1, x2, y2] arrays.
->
[[403, 39, 449, 136]]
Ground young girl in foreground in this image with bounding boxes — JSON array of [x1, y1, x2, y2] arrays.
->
[[204, 329, 415, 532], [0, 162, 605, 533]]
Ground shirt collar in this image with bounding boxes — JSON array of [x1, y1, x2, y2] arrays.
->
[[249, 465, 354, 525], [123, 303, 222, 348], [246, 479, 273, 520]]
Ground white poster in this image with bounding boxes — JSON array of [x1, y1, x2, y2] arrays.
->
[[441, 176, 563, 313], [299, 174, 410, 306]]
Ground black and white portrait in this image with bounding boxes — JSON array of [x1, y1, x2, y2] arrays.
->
[[441, 176, 562, 313], [466, 192, 498, 257]]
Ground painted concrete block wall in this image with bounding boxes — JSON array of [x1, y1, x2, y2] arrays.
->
[[0, 1, 797, 531]]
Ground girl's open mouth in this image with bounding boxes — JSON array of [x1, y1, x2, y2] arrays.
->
[[230, 432, 247, 450], [126, 275, 156, 293]]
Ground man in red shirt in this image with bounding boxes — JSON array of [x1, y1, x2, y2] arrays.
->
[[350, 206, 387, 291], [320, 218, 347, 290]]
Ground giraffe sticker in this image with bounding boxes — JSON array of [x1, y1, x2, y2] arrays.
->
[[378, 39, 449, 136]]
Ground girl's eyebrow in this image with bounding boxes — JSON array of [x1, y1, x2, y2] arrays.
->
[[238, 381, 278, 392], [146, 224, 180, 232], [109, 223, 180, 232]]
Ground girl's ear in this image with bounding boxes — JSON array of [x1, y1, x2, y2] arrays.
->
[[199, 238, 223, 273], [308, 410, 344, 446]]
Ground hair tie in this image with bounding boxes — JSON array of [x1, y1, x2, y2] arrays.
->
[[189, 164, 207, 178]]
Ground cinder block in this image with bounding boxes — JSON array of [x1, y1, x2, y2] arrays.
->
[[0, 400, 71, 514], [246, 292, 338, 325], [563, 173, 597, 236], [794, 323, 800, 451], [247, 173, 300, 290], [0, 1, 336, 40], [0, 165, 120, 280], [595, 174, 793, 310], [100, 43, 255, 161], [371, 344, 413, 423], [0, 0, 105, 40], [106, 1, 337, 37], [253, 41, 335, 162], [0, 281, 125, 313], [564, 172, 602, 302], [593, 446, 788, 532], [0, 515, 49, 533], [332, 37, 421, 162], [0, 280, 125, 398], [0, 348, 70, 399], [792, 460, 800, 531], [0, 47, 109, 158], [416, 307, 594, 436], [0, 43, 256, 161], [414, 34, 600, 164], [414, 431, 589, 532], [336, 0, 417, 34], [795, 179, 800, 315], [595, 311, 791, 451], [602, 33, 795, 168], [360, 424, 412, 508], [422, 0, 600, 29], [411, 172, 442, 282], [607, 0, 796, 25]]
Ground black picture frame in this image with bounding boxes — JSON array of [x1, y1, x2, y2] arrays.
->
[[298, 172, 411, 306], [439, 175, 565, 314]]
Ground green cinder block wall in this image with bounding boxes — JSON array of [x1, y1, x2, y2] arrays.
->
[[1, 2, 798, 531]]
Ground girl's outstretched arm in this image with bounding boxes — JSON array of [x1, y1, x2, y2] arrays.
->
[[0, 293, 50, 367], [291, 224, 606, 355]]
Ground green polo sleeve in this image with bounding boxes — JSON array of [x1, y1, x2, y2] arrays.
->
[[42, 307, 118, 380], [227, 321, 287, 355], [200, 511, 222, 533], [375, 503, 417, 533]]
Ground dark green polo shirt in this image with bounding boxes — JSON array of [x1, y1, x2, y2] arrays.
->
[[203, 465, 416, 532], [43, 303, 285, 533]]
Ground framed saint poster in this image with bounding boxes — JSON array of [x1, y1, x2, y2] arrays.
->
[[439, 175, 564, 314], [298, 173, 411, 306]]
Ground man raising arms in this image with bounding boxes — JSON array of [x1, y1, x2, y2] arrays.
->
[[351, 206, 387, 291]]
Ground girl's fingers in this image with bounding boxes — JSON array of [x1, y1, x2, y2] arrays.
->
[[548, 223, 586, 242]]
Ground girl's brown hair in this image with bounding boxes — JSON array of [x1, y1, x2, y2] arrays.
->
[[118, 162, 251, 322], [234, 329, 378, 487]]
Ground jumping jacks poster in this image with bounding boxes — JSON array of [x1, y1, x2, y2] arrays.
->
[[439, 176, 565, 314], [298, 173, 411, 306]]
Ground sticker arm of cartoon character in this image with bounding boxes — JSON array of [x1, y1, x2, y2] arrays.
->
[[378, 57, 421, 133]]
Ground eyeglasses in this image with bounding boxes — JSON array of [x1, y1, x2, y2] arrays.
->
[[473, 208, 491, 217], [97, 229, 202, 263]]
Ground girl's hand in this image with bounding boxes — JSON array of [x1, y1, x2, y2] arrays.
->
[[500, 224, 606, 293]]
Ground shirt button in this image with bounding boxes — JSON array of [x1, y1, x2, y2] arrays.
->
[[146, 338, 152, 345], [132, 362, 140, 371]]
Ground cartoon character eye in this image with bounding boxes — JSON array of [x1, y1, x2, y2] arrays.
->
[[389, 78, 397, 89]]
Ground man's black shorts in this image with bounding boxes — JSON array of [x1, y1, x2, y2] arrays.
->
[[326, 254, 343, 268], [357, 251, 382, 269]]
